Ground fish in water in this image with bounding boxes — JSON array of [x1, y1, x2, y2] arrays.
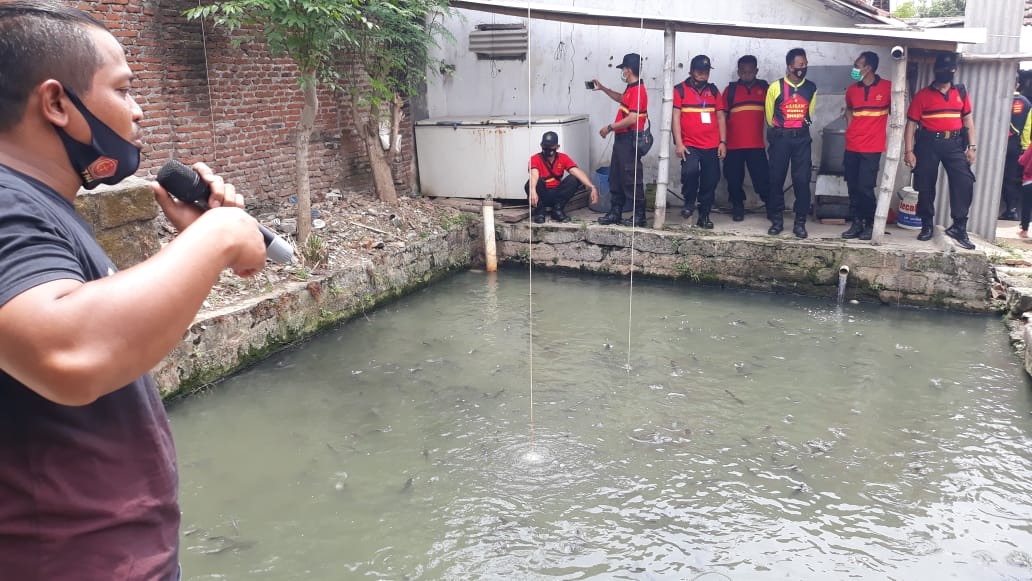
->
[[724, 388, 745, 405], [402, 477, 414, 492]]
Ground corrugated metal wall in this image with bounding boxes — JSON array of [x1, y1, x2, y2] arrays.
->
[[932, 0, 1024, 240]]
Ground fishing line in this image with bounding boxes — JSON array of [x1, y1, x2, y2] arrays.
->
[[625, 16, 646, 373], [197, 0, 217, 163], [526, 0, 536, 455]]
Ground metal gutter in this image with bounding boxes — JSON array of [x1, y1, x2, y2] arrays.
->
[[449, 0, 987, 51]]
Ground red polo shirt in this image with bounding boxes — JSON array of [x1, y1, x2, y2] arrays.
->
[[615, 80, 648, 133], [845, 76, 891, 153], [906, 83, 972, 132], [673, 81, 725, 149], [722, 80, 768, 150], [529, 152, 576, 188]]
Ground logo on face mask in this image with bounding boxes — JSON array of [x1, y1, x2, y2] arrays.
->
[[54, 88, 141, 190], [792, 67, 808, 80]]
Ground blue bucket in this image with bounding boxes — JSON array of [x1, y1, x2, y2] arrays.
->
[[589, 166, 611, 213]]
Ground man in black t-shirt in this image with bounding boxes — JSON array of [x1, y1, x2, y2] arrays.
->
[[0, 3, 268, 580]]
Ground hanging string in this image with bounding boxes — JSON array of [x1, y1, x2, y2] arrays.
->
[[526, 1, 535, 454], [625, 16, 646, 373], [197, 0, 217, 164]]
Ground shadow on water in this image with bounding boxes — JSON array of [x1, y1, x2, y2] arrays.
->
[[171, 270, 1032, 580]]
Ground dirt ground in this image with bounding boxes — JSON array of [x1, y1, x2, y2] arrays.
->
[[155, 191, 469, 313]]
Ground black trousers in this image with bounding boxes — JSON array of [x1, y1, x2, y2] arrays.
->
[[723, 147, 769, 207], [524, 174, 580, 211], [1002, 135, 1022, 213], [609, 133, 646, 212], [913, 135, 975, 222], [1022, 182, 1032, 230], [767, 129, 812, 218], [680, 146, 721, 213], [843, 150, 880, 221]]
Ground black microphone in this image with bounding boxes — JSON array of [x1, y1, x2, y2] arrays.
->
[[156, 160, 295, 264]]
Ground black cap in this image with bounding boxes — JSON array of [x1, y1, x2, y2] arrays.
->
[[616, 53, 642, 75], [540, 131, 559, 147], [934, 52, 958, 70], [690, 54, 714, 71]]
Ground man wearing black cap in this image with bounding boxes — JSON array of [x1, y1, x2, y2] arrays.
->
[[765, 47, 817, 239], [672, 54, 726, 229], [525, 131, 598, 223], [592, 52, 649, 227], [903, 52, 978, 250]]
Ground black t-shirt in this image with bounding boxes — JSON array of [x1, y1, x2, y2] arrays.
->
[[0, 164, 179, 580]]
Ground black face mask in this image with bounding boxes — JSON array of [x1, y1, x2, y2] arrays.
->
[[792, 67, 808, 79], [934, 71, 955, 84], [54, 88, 141, 190], [691, 78, 708, 90], [541, 148, 557, 158]]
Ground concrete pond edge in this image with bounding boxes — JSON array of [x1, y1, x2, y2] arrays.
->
[[156, 217, 1032, 400]]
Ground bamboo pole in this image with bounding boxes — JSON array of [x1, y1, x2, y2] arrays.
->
[[653, 25, 675, 229], [872, 48, 908, 243]]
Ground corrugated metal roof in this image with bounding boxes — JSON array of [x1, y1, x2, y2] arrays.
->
[[1026, 0, 1032, 25], [449, 1, 986, 51], [820, 0, 906, 27]]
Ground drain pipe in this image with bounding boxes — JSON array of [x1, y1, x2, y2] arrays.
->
[[483, 197, 497, 273], [839, 265, 850, 277]]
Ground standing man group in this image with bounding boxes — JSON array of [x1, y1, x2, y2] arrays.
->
[[904, 52, 978, 250], [1000, 80, 1031, 221], [841, 51, 891, 241], [672, 54, 726, 229], [765, 48, 817, 239], [592, 52, 649, 228]]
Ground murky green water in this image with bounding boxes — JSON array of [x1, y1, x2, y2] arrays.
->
[[171, 270, 1032, 580]]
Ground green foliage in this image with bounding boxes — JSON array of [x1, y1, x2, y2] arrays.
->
[[892, 0, 966, 18], [301, 232, 329, 265], [342, 0, 453, 107], [185, 0, 363, 81]]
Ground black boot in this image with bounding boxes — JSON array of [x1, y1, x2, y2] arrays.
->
[[731, 204, 745, 222], [680, 206, 694, 219], [625, 206, 647, 227], [792, 215, 808, 239], [859, 218, 873, 241], [768, 215, 784, 235], [696, 212, 714, 229], [841, 218, 864, 239], [550, 204, 570, 223], [532, 206, 547, 224], [917, 219, 934, 241], [598, 205, 623, 225], [944, 219, 975, 250]]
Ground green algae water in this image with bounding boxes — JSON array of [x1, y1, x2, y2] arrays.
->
[[171, 270, 1032, 580]]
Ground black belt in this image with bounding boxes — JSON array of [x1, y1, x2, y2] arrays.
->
[[614, 132, 636, 141], [920, 129, 964, 140], [769, 127, 809, 138]]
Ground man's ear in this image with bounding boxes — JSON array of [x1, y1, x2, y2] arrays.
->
[[37, 80, 72, 128]]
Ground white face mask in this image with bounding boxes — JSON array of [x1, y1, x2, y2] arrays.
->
[[620, 70, 629, 83]]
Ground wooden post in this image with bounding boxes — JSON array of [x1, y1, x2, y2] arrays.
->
[[653, 25, 675, 229], [872, 47, 908, 243]]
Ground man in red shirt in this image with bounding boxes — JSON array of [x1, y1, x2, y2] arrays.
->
[[672, 54, 726, 229], [722, 55, 769, 222], [592, 53, 649, 227], [525, 131, 598, 223], [841, 51, 891, 241], [904, 52, 977, 249]]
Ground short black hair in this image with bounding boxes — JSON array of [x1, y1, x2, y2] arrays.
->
[[859, 51, 879, 72], [786, 48, 807, 66], [0, 1, 107, 132], [737, 55, 758, 68]]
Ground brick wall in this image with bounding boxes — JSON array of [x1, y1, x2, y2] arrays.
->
[[77, 0, 415, 203]]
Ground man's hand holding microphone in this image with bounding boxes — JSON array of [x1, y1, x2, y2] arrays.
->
[[149, 160, 294, 278]]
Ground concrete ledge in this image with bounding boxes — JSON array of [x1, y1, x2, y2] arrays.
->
[[497, 222, 993, 312], [75, 177, 160, 269], [153, 226, 477, 398]]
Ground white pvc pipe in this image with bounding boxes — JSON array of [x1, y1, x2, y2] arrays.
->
[[483, 202, 497, 272], [839, 265, 850, 277]]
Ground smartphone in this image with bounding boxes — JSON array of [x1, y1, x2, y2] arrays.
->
[[584, 80, 596, 90]]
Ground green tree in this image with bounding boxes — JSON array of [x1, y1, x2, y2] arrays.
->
[[185, 0, 362, 244], [892, 0, 966, 17], [340, 0, 452, 204]]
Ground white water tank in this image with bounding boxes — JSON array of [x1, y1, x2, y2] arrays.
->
[[414, 114, 590, 200]]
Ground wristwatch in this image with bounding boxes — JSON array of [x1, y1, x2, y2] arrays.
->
[[607, 124, 614, 132], [967, 144, 978, 151]]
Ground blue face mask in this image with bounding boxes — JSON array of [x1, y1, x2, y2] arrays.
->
[[54, 88, 141, 190], [851, 68, 863, 81]]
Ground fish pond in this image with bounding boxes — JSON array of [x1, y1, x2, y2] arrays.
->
[[171, 269, 1032, 580]]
